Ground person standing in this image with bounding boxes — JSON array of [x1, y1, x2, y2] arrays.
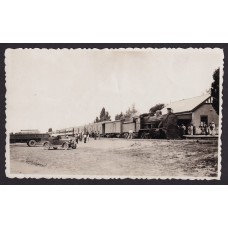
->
[[75, 133, 79, 144], [94, 131, 97, 140], [195, 126, 202, 135], [201, 125, 205, 135], [211, 122, 216, 136], [128, 129, 133, 139], [98, 131, 100, 140], [204, 124, 208, 135], [158, 108, 181, 139], [79, 132, 82, 141], [180, 124, 186, 138], [83, 132, 87, 143], [190, 124, 194, 135], [208, 123, 212, 135], [86, 131, 90, 141]]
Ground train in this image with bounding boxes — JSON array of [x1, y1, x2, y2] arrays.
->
[[55, 113, 167, 139]]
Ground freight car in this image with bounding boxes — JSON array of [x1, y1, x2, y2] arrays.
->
[[104, 120, 122, 137], [85, 122, 104, 136], [122, 119, 140, 138]]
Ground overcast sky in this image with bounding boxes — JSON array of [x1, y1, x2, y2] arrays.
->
[[6, 48, 223, 133]]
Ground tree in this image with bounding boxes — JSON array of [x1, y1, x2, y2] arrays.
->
[[99, 107, 111, 122], [131, 104, 137, 115], [211, 68, 220, 115], [115, 112, 124, 120], [100, 107, 106, 121], [149, 103, 165, 115], [94, 117, 99, 123], [104, 111, 111, 121], [124, 104, 139, 120], [124, 107, 131, 119]]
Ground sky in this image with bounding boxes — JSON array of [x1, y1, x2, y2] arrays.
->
[[6, 48, 224, 133]]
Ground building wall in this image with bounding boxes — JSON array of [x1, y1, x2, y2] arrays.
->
[[192, 103, 219, 127]]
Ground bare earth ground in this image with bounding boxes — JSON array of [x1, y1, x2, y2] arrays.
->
[[9, 138, 218, 178]]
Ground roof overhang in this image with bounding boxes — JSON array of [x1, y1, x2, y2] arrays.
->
[[175, 111, 192, 115]]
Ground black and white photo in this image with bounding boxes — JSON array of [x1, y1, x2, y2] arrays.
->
[[5, 48, 223, 179]]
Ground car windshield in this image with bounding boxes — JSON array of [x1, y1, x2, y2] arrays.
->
[[51, 135, 61, 139]]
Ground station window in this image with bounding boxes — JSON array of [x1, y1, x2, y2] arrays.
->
[[200, 115, 208, 125]]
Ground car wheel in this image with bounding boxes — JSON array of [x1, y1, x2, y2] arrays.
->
[[43, 142, 50, 150], [72, 145, 77, 149], [28, 140, 36, 147], [63, 143, 69, 150]]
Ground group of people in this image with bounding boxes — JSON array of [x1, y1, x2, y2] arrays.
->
[[74, 131, 100, 143], [179, 122, 217, 137]]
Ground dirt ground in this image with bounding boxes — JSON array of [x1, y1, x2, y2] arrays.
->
[[9, 138, 218, 178]]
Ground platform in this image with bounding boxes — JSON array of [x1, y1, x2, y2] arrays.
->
[[183, 135, 218, 140]]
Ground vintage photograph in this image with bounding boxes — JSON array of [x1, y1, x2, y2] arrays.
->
[[5, 48, 223, 179]]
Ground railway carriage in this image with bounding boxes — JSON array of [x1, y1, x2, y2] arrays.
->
[[73, 126, 81, 134], [58, 127, 75, 136], [90, 122, 104, 135], [87, 123, 93, 133], [78, 125, 85, 133]]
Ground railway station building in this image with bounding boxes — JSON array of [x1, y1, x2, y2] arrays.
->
[[161, 94, 219, 128]]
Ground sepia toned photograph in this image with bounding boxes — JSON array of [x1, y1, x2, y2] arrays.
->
[[5, 48, 223, 180]]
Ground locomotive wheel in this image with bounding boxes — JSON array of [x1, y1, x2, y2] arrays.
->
[[145, 134, 150, 139], [141, 133, 149, 139], [43, 142, 50, 150], [28, 140, 36, 147], [140, 133, 145, 139], [63, 143, 69, 150]]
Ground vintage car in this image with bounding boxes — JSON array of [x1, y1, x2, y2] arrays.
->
[[43, 134, 77, 150]]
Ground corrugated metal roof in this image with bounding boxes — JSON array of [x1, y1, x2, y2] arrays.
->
[[161, 94, 210, 114]]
